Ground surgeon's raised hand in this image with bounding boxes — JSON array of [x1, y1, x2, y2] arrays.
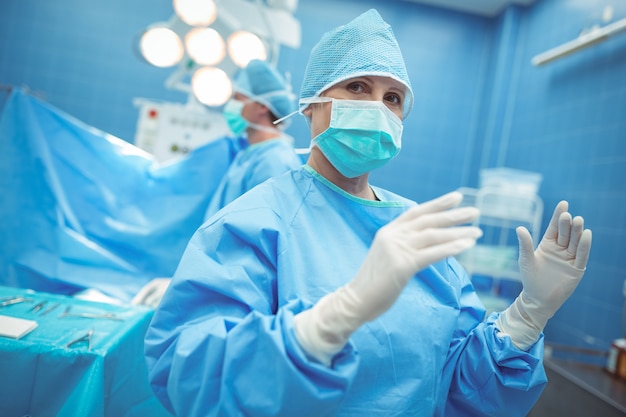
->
[[345, 191, 482, 322], [497, 201, 592, 350], [294, 191, 482, 366]]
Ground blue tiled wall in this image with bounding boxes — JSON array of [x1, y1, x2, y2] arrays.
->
[[0, 0, 187, 142], [495, 0, 626, 355], [1, 0, 624, 353]]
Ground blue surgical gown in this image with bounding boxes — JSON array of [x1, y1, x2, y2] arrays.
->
[[204, 136, 303, 219], [145, 165, 547, 417]]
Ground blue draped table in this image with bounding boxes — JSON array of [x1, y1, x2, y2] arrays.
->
[[0, 286, 172, 417]]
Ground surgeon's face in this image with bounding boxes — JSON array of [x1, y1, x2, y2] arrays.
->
[[232, 91, 269, 125], [305, 76, 406, 138]]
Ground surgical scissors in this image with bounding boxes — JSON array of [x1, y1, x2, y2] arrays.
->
[[65, 329, 93, 350]]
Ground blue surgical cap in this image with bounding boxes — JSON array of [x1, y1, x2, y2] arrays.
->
[[232, 59, 296, 119], [299, 9, 414, 118]]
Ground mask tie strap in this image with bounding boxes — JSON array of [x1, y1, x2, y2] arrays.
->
[[248, 121, 280, 133], [273, 110, 299, 125], [274, 96, 334, 125]]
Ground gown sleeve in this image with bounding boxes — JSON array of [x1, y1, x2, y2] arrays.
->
[[144, 206, 358, 417], [438, 258, 547, 417]]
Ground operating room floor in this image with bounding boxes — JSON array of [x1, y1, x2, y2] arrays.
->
[[527, 356, 626, 416]]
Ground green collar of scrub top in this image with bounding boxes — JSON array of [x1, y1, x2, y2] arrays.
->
[[303, 165, 404, 208]]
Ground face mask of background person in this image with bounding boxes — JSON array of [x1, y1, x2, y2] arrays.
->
[[223, 92, 283, 139], [222, 97, 249, 136]]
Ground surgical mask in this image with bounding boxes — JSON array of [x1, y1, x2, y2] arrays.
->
[[301, 97, 403, 178], [223, 99, 248, 136], [224, 97, 282, 136]]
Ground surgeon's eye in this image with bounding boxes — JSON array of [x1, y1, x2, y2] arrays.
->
[[384, 92, 402, 106], [346, 81, 367, 94]]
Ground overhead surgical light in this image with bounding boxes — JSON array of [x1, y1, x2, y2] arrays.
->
[[185, 27, 225, 66], [191, 67, 232, 106], [139, 25, 184, 68], [173, 0, 217, 27], [227, 31, 267, 68], [136, 0, 301, 108], [134, 0, 302, 162]]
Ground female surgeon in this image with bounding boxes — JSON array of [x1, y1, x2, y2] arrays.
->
[[144, 9, 592, 417]]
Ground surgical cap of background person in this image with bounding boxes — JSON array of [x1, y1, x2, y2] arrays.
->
[[299, 9, 414, 119], [232, 59, 296, 119]]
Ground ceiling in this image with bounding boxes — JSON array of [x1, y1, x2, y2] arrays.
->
[[396, 0, 537, 17]]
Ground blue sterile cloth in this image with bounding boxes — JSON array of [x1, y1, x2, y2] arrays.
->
[[0, 285, 172, 417], [0, 88, 243, 302]]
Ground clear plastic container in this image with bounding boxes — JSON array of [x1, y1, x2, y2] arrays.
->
[[479, 168, 543, 196]]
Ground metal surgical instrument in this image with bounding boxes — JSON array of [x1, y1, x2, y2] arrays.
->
[[0, 297, 34, 307], [39, 302, 61, 317], [65, 329, 93, 350], [29, 301, 47, 313], [58, 306, 123, 321]]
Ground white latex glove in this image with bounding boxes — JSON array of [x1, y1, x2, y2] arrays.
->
[[131, 277, 172, 308], [497, 201, 592, 350], [294, 191, 482, 366]]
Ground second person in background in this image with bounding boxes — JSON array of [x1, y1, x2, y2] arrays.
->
[[132, 59, 302, 308], [203, 58, 303, 219]]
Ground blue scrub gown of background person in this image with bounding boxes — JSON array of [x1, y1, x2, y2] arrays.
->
[[203, 135, 303, 219], [145, 165, 547, 417]]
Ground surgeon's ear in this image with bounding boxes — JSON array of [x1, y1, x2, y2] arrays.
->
[[249, 102, 270, 122], [253, 102, 269, 114], [302, 105, 312, 117]]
